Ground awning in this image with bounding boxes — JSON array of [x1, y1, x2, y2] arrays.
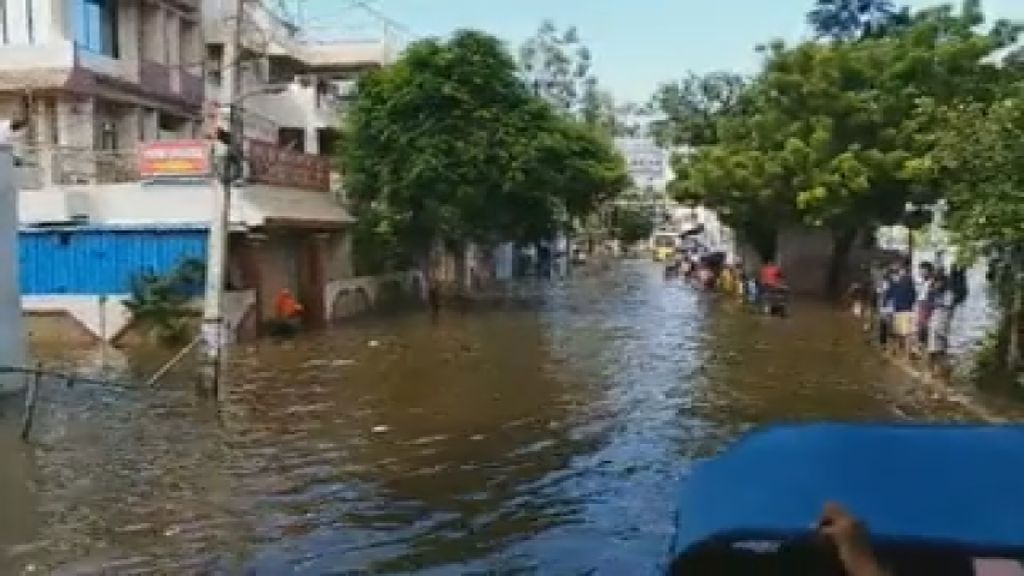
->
[[233, 184, 355, 230]]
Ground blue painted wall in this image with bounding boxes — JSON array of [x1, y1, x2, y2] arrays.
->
[[19, 226, 208, 295]]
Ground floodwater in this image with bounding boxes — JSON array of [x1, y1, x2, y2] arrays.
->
[[0, 260, 1014, 575]]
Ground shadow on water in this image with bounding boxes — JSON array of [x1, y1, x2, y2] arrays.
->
[[1, 260, 1011, 575]]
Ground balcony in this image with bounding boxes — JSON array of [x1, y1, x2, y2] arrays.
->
[[180, 71, 204, 106], [0, 41, 77, 90], [16, 147, 140, 189], [140, 60, 173, 96]]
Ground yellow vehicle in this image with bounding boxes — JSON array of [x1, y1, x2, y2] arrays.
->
[[652, 232, 678, 262]]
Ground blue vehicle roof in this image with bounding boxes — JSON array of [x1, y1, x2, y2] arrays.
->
[[671, 423, 1024, 558]]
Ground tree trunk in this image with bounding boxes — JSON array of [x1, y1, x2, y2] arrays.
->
[[1007, 275, 1022, 375], [827, 229, 858, 299], [420, 241, 441, 318]]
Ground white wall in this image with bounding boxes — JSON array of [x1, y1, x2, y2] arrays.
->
[[0, 40, 75, 71], [20, 181, 354, 229], [22, 294, 132, 342], [0, 146, 26, 393], [20, 181, 226, 224]]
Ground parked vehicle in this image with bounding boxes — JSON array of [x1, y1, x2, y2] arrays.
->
[[759, 285, 790, 317], [667, 424, 1024, 575]]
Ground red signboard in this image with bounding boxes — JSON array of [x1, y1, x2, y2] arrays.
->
[[246, 140, 331, 192], [138, 140, 210, 177]]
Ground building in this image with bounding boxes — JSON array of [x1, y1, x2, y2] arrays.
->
[[0, 0, 205, 184], [4, 0, 393, 343], [614, 136, 670, 193]]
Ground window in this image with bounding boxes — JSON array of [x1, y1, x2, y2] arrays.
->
[[97, 120, 117, 150], [158, 113, 187, 139], [25, 0, 32, 43], [72, 0, 119, 57], [206, 44, 224, 87], [1, 0, 7, 45], [278, 127, 305, 153], [317, 128, 338, 157], [47, 100, 58, 145], [163, 12, 171, 64]]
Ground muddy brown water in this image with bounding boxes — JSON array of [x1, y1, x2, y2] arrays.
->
[[1, 261, 1017, 575]]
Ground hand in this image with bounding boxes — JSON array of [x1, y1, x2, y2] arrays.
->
[[817, 503, 887, 576]]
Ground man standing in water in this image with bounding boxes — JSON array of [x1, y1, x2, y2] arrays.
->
[[884, 262, 917, 355], [926, 270, 955, 377], [915, 262, 936, 358]]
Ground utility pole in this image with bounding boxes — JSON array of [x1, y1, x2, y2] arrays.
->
[[931, 199, 949, 269], [201, 0, 245, 400], [0, 144, 26, 394]]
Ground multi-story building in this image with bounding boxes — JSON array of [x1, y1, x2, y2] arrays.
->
[[4, 0, 393, 344], [0, 0, 205, 185]]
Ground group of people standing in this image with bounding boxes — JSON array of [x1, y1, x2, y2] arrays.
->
[[850, 260, 968, 376], [670, 251, 790, 315]]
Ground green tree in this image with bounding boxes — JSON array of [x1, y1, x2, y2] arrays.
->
[[648, 72, 747, 148], [123, 258, 205, 346], [667, 2, 1020, 293], [807, 0, 910, 41], [911, 86, 1024, 376], [520, 20, 594, 115], [342, 29, 627, 278], [609, 203, 656, 245]]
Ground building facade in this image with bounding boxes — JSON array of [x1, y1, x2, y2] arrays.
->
[[4, 0, 393, 343], [0, 0, 205, 187]]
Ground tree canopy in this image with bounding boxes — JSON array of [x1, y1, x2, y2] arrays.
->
[[648, 72, 747, 149], [609, 203, 656, 245], [667, 2, 1020, 258], [519, 20, 595, 115], [912, 86, 1024, 374], [807, 0, 910, 41], [519, 20, 645, 138], [342, 29, 627, 266]]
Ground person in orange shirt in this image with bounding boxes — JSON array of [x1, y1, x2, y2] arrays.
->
[[759, 259, 784, 289], [274, 288, 303, 321]]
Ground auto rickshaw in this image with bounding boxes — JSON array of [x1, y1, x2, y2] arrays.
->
[[652, 232, 679, 262]]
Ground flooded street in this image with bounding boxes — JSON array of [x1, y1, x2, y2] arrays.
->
[[0, 261, 1012, 575]]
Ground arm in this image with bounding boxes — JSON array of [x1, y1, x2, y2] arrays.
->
[[818, 503, 889, 576]]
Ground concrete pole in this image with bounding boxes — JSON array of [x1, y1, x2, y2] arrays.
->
[[0, 145, 26, 394], [200, 0, 244, 400], [932, 199, 948, 269]]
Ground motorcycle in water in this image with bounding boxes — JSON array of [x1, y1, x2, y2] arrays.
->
[[760, 285, 790, 317]]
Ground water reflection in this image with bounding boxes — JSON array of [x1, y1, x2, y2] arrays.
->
[[2, 260, 1007, 575]]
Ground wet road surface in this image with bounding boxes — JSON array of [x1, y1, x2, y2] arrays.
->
[[0, 260, 1013, 575]]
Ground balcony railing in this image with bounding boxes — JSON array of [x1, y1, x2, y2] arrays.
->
[[180, 70, 204, 106], [15, 147, 141, 188], [166, 0, 200, 11]]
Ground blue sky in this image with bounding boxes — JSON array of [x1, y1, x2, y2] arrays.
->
[[301, 0, 1024, 102]]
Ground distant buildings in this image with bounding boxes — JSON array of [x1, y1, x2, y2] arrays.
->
[[612, 136, 733, 254], [0, 0, 393, 343], [614, 136, 670, 193]]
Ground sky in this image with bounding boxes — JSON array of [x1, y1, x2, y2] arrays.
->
[[300, 0, 1024, 102]]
